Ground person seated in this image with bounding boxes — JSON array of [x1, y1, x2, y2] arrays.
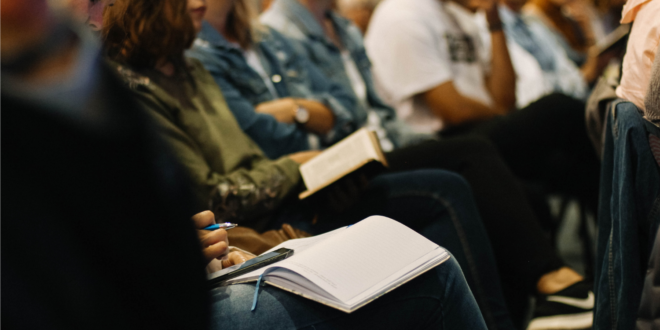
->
[[192, 1, 591, 329], [481, 0, 605, 106], [261, 0, 598, 327], [186, 0, 358, 159], [362, 0, 600, 207], [2, 3, 489, 329], [522, 0, 596, 64], [101, 0, 516, 328]]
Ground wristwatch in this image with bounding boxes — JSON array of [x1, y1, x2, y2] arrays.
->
[[294, 106, 310, 125]]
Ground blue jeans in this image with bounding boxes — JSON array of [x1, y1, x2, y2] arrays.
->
[[210, 256, 486, 330], [594, 101, 660, 330], [270, 169, 516, 330]]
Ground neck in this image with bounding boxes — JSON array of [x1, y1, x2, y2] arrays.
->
[[297, 0, 332, 24], [205, 0, 235, 42]]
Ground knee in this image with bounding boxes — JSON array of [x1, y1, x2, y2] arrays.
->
[[412, 169, 475, 202]]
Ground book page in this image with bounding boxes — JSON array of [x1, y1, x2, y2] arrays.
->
[[300, 128, 379, 192], [279, 216, 440, 303]]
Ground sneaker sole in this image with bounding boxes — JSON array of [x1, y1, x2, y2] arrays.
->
[[527, 311, 593, 330]]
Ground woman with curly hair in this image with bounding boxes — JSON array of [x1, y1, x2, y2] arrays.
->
[[100, 0, 510, 328]]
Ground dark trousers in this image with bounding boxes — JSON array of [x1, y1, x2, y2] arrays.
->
[[385, 137, 564, 293], [441, 93, 601, 211]]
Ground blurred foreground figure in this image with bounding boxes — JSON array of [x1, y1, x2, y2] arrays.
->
[[1, 1, 210, 329]]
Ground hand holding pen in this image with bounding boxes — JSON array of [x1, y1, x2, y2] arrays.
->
[[191, 211, 236, 263]]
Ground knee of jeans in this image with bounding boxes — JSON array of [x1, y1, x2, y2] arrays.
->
[[437, 253, 469, 291], [423, 170, 475, 202]]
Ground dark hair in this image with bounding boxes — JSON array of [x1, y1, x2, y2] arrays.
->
[[102, 0, 196, 69]]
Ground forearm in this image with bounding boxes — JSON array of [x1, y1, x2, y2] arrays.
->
[[424, 81, 501, 126], [294, 99, 335, 135], [486, 30, 516, 111], [434, 96, 500, 125]]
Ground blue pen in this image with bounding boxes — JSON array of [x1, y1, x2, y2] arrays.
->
[[203, 222, 238, 231]]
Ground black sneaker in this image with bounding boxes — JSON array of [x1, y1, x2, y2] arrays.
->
[[527, 281, 594, 330]]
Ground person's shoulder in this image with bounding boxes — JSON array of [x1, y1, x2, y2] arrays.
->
[[186, 57, 220, 84], [106, 60, 153, 92], [261, 10, 307, 41]]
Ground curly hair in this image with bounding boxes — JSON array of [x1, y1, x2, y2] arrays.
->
[[102, 0, 196, 69]]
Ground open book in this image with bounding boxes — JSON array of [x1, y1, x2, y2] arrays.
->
[[299, 128, 388, 199], [218, 216, 450, 313]]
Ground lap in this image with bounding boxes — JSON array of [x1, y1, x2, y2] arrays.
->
[[209, 257, 486, 330]]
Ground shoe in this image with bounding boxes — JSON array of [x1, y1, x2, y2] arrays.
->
[[527, 281, 594, 330]]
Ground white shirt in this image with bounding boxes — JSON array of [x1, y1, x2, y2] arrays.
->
[[243, 48, 280, 98], [365, 0, 493, 133]]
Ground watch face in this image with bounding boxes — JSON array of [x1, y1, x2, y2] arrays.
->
[[295, 107, 310, 124]]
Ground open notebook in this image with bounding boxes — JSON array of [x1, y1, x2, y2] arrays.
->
[[220, 216, 450, 313]]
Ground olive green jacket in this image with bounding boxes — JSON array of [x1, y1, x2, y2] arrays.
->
[[111, 59, 301, 222]]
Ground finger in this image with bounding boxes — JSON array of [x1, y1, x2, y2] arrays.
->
[[203, 240, 228, 263], [228, 251, 250, 265], [191, 210, 215, 229], [199, 228, 228, 248]]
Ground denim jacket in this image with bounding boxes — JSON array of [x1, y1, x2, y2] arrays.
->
[[261, 0, 432, 149], [186, 21, 357, 159]]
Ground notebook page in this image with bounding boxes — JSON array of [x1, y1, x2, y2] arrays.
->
[[227, 227, 348, 283], [345, 248, 449, 306], [300, 128, 377, 191], [280, 216, 438, 303]]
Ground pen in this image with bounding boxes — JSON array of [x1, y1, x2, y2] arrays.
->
[[203, 222, 238, 231]]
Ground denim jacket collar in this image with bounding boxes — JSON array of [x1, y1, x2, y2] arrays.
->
[[276, 0, 326, 40], [197, 20, 239, 51], [274, 0, 357, 51]]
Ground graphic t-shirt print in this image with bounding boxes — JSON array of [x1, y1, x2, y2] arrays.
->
[[445, 33, 477, 63]]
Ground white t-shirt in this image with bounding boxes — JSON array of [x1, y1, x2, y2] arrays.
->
[[365, 0, 493, 133]]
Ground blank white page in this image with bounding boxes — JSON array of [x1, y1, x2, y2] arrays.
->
[[280, 216, 438, 303]]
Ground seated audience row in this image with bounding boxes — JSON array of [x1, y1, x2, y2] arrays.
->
[[103, 0, 511, 328], [188, 0, 593, 328], [3, 1, 487, 329], [4, 0, 658, 329]]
